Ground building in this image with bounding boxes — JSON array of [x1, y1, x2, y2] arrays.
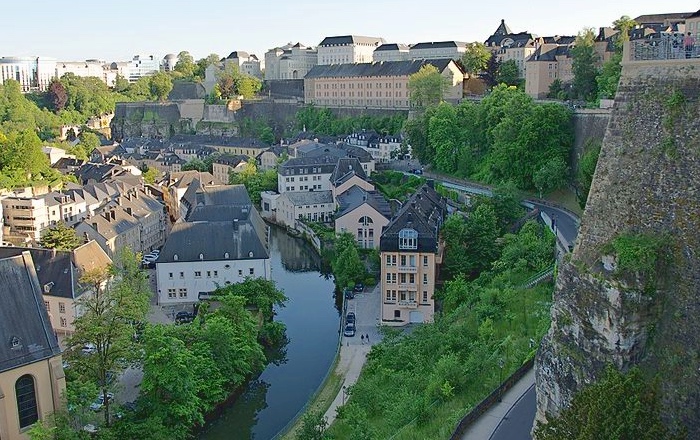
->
[[524, 42, 574, 99], [224, 51, 262, 79], [485, 20, 539, 79], [335, 186, 392, 249], [156, 185, 270, 305], [256, 145, 287, 171], [372, 43, 410, 62], [212, 154, 250, 183], [55, 60, 116, 86], [42, 146, 76, 166], [275, 190, 335, 228], [317, 35, 385, 65], [0, 241, 112, 336], [167, 135, 268, 159], [380, 183, 446, 326], [304, 59, 464, 110], [126, 55, 159, 82], [408, 41, 467, 61], [162, 53, 178, 72], [0, 252, 66, 438], [345, 131, 405, 163], [0, 56, 56, 92], [265, 42, 318, 80]]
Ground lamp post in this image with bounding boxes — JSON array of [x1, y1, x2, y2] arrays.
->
[[498, 358, 505, 384], [342, 385, 348, 405]]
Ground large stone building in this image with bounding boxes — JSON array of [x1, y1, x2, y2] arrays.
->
[[408, 41, 468, 61], [372, 43, 410, 62], [0, 252, 66, 439], [317, 35, 385, 65], [55, 60, 117, 86], [380, 183, 446, 326], [265, 42, 318, 80], [224, 51, 262, 79], [335, 186, 392, 249], [304, 59, 464, 110], [524, 39, 575, 99], [0, 56, 56, 92]]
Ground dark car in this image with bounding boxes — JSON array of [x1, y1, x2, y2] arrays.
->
[[343, 323, 356, 337], [353, 283, 364, 293], [346, 312, 356, 325], [411, 168, 423, 175], [344, 288, 354, 299], [175, 311, 195, 324]]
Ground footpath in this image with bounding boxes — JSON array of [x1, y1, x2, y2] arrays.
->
[[322, 284, 382, 425]]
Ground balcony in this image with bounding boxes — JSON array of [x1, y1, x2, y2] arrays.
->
[[397, 265, 417, 273], [397, 300, 418, 308]]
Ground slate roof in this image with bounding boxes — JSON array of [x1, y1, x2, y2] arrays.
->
[[168, 135, 269, 149], [52, 157, 85, 172], [380, 183, 447, 253], [293, 141, 374, 163], [410, 41, 467, 50], [214, 154, 248, 167], [633, 12, 693, 25], [0, 252, 62, 373], [180, 183, 252, 220], [280, 154, 340, 173], [331, 157, 367, 185], [319, 35, 384, 46], [74, 163, 131, 184], [336, 186, 392, 219], [164, 171, 222, 189], [227, 51, 250, 59], [375, 43, 409, 52], [284, 190, 334, 206], [168, 81, 206, 100], [305, 59, 457, 79], [526, 44, 572, 62]]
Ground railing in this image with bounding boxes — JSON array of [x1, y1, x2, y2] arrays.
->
[[397, 300, 418, 308], [521, 265, 555, 289], [397, 265, 417, 273], [628, 37, 700, 61]]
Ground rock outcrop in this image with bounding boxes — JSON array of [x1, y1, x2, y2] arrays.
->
[[535, 56, 700, 436]]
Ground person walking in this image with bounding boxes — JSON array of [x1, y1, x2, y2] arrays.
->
[[684, 32, 695, 59], [360, 334, 365, 345], [366, 334, 370, 344]]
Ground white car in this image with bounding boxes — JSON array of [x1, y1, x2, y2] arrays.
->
[[89, 392, 114, 411], [81, 343, 96, 355]]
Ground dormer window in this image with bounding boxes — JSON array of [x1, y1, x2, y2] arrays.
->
[[10, 336, 20, 348], [173, 254, 179, 261], [398, 229, 418, 250]]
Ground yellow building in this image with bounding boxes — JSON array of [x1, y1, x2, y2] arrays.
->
[[0, 252, 66, 439]]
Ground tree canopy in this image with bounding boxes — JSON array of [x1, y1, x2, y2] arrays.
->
[[408, 64, 449, 108], [461, 42, 492, 77], [39, 222, 82, 250], [571, 28, 600, 101], [215, 63, 262, 100]]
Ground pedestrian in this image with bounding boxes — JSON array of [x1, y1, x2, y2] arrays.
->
[[361, 334, 365, 344], [684, 32, 695, 59], [366, 334, 370, 343]]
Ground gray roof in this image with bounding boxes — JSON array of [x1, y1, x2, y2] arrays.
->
[[280, 154, 340, 174], [181, 184, 252, 219], [227, 51, 250, 59], [331, 157, 367, 185], [168, 135, 269, 149], [336, 186, 392, 219], [319, 35, 384, 46], [305, 59, 458, 79], [375, 43, 409, 52], [0, 252, 62, 373], [284, 190, 334, 206], [214, 154, 249, 167], [410, 41, 467, 50]]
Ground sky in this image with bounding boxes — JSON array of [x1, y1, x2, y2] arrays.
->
[[4, 0, 700, 62]]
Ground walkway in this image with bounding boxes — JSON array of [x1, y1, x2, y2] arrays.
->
[[323, 283, 382, 425], [461, 369, 535, 440]]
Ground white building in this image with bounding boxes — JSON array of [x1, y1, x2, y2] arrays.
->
[[408, 41, 468, 61], [345, 131, 406, 163], [372, 43, 410, 62], [55, 60, 116, 86], [265, 42, 318, 80], [317, 35, 385, 65], [127, 55, 160, 82], [225, 51, 262, 79], [0, 56, 56, 92]]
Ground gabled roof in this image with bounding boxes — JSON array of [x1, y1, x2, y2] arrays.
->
[[305, 59, 460, 79], [492, 19, 512, 37], [336, 186, 392, 220], [214, 154, 249, 167], [164, 171, 222, 189], [319, 35, 384, 46], [0, 252, 62, 373], [180, 183, 252, 220], [331, 157, 367, 185], [283, 190, 334, 206]]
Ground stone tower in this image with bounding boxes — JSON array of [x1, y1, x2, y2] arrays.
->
[[535, 41, 700, 435]]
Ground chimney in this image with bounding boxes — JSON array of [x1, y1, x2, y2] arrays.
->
[[110, 210, 116, 221], [51, 248, 56, 258], [92, 222, 98, 233], [126, 207, 132, 216]]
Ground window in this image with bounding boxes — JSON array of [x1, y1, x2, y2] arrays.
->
[[423, 273, 428, 285], [423, 256, 428, 267], [194, 271, 202, 278], [409, 274, 415, 284], [179, 272, 184, 279], [168, 288, 176, 298], [399, 290, 407, 301], [238, 269, 243, 276], [60, 317, 67, 327], [386, 272, 392, 283], [169, 272, 173, 279], [399, 229, 418, 250], [59, 302, 66, 314], [394, 310, 401, 318], [249, 268, 255, 275], [206, 271, 211, 278], [409, 255, 416, 267], [16, 375, 38, 429], [400, 255, 407, 266], [178, 288, 187, 298], [44, 301, 50, 312], [213, 271, 218, 277], [399, 273, 406, 284], [422, 291, 428, 303]]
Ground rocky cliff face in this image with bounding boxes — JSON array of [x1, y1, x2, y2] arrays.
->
[[535, 59, 700, 436]]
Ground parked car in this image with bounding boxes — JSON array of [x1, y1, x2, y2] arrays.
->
[[343, 323, 356, 337], [175, 311, 195, 324], [81, 343, 96, 355], [410, 168, 423, 175], [353, 283, 364, 293], [344, 288, 354, 299], [89, 392, 114, 411], [346, 312, 356, 325]]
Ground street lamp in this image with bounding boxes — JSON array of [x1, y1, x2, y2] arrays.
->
[[342, 385, 348, 405], [498, 358, 505, 384]]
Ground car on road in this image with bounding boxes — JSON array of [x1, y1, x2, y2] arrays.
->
[[353, 283, 364, 293], [410, 168, 423, 175], [343, 323, 356, 337], [89, 392, 114, 411], [346, 311, 356, 325], [175, 311, 195, 324], [81, 343, 96, 355], [344, 288, 354, 299]]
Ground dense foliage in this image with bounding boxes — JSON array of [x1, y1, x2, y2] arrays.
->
[[331, 233, 368, 289], [405, 85, 573, 193], [575, 140, 600, 208], [408, 65, 449, 108], [39, 222, 83, 250], [371, 170, 424, 202], [294, 105, 407, 137], [228, 163, 278, 205], [534, 366, 683, 440]]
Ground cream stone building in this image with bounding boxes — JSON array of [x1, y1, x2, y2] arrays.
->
[[380, 183, 446, 326], [265, 42, 318, 80], [408, 41, 468, 60], [525, 43, 574, 99], [212, 155, 250, 183], [317, 35, 384, 65], [224, 51, 262, 79], [335, 186, 392, 249], [304, 59, 464, 110], [372, 44, 410, 62], [0, 252, 66, 439]]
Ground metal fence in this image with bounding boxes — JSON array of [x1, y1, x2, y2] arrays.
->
[[630, 36, 700, 61]]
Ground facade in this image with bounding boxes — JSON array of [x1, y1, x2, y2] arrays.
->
[[55, 60, 116, 86], [525, 42, 574, 99], [0, 56, 56, 92], [256, 146, 287, 171], [265, 42, 318, 80], [335, 186, 392, 249], [127, 55, 159, 82], [0, 252, 66, 439], [485, 20, 539, 79], [225, 51, 262, 79], [275, 190, 335, 228], [212, 155, 249, 183], [372, 44, 410, 62], [380, 183, 446, 326], [156, 185, 270, 305], [345, 131, 405, 163], [304, 59, 464, 110], [278, 155, 338, 194], [408, 41, 467, 61], [317, 35, 385, 65]]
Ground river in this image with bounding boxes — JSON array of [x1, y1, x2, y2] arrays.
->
[[199, 226, 340, 440]]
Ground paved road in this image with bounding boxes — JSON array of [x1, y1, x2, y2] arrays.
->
[[491, 385, 536, 440]]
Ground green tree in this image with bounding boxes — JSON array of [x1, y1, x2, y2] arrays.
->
[[429, 103, 460, 173], [461, 42, 492, 77], [181, 157, 207, 172], [39, 222, 82, 250], [612, 15, 637, 46], [571, 28, 599, 101], [194, 53, 221, 81], [547, 78, 564, 99], [174, 51, 195, 78], [0, 129, 49, 179], [576, 140, 601, 208], [113, 74, 130, 93], [408, 64, 449, 108], [212, 277, 287, 321], [296, 410, 330, 440], [481, 53, 501, 88], [237, 75, 262, 99], [597, 52, 622, 99], [441, 203, 500, 278], [534, 367, 682, 440], [78, 131, 100, 151], [65, 249, 151, 426], [496, 60, 522, 87], [331, 233, 366, 289], [533, 156, 569, 197], [149, 72, 173, 101], [216, 63, 240, 99], [229, 167, 278, 205], [143, 167, 160, 184]]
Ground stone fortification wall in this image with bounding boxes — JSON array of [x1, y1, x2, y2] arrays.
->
[[570, 109, 610, 173], [536, 59, 700, 435]]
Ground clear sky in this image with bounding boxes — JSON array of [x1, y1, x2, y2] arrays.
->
[[5, 0, 699, 62]]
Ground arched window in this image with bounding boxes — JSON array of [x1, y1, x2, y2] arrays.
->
[[359, 216, 373, 226], [398, 228, 418, 250], [15, 374, 38, 428]]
